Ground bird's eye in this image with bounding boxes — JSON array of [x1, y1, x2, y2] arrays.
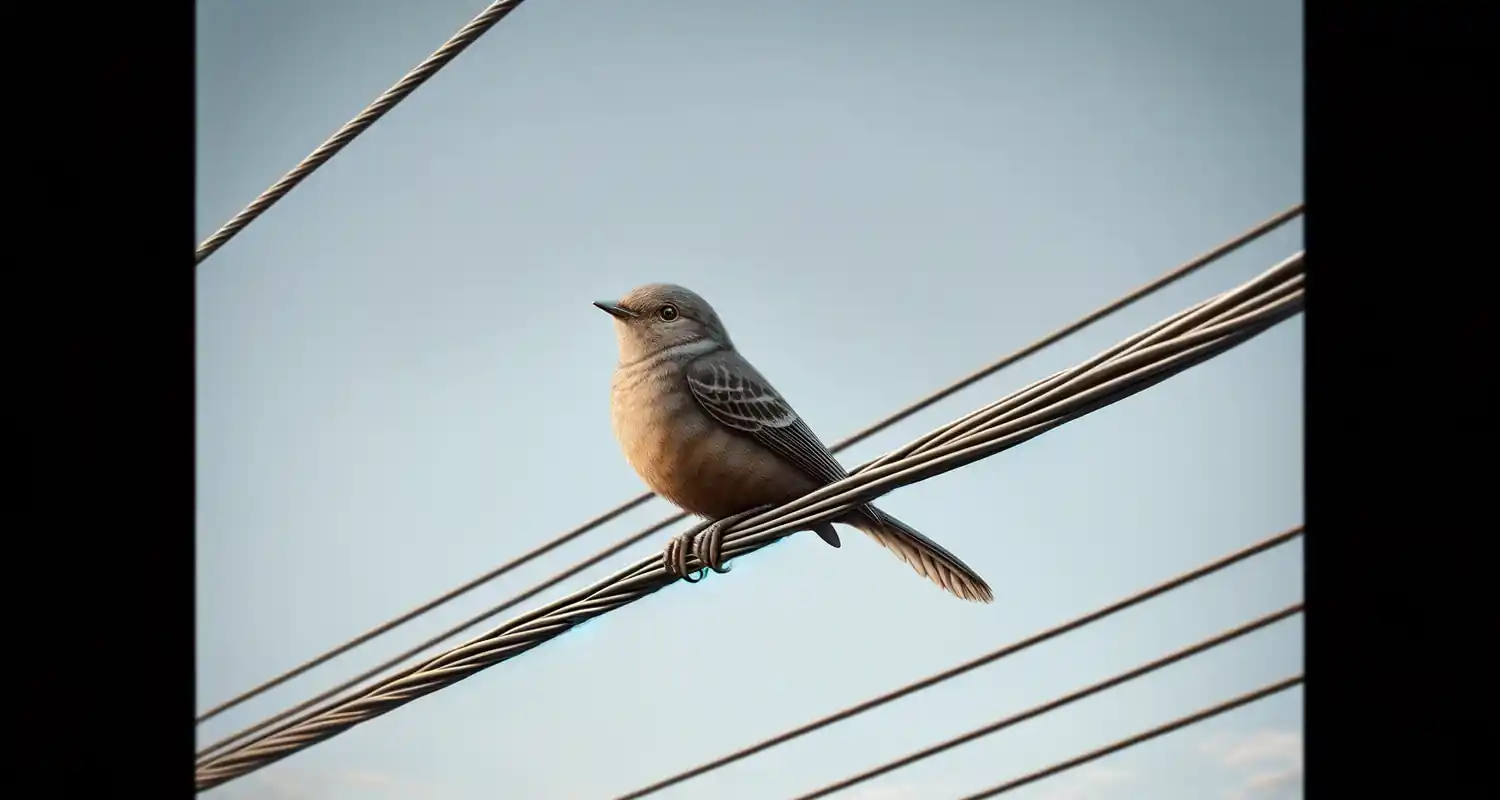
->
[[659, 304, 679, 321]]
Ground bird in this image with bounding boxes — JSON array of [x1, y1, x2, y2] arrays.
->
[[594, 283, 993, 603]]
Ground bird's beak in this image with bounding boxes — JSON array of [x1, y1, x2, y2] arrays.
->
[[593, 301, 637, 320]]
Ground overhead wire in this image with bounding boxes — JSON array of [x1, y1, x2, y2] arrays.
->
[[609, 525, 1303, 800], [192, 0, 1306, 785], [194, 254, 1305, 790], [790, 602, 1303, 799], [199, 255, 1304, 783], [195, 511, 683, 760], [194, 495, 655, 725], [195, 0, 535, 265], [957, 675, 1305, 799], [196, 202, 1304, 727]]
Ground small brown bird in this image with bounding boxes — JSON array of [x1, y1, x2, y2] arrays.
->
[[595, 283, 993, 603]]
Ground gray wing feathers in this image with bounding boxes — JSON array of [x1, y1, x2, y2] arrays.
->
[[685, 356, 852, 489], [686, 352, 991, 603]]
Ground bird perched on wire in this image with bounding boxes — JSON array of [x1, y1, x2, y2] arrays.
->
[[594, 283, 993, 603]]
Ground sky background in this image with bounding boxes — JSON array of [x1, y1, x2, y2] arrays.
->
[[195, 1, 1304, 798]]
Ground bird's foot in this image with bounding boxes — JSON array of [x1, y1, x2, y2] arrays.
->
[[662, 504, 779, 583]]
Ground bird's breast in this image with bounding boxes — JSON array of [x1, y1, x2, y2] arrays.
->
[[609, 363, 813, 519]]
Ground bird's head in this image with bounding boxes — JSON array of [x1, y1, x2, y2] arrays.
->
[[594, 283, 734, 363]]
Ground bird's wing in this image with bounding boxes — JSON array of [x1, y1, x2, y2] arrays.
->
[[685, 353, 850, 487]]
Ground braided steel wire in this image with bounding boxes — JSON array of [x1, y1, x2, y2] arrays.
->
[[611, 524, 1302, 800], [197, 204, 1303, 727], [197, 253, 1304, 787], [959, 675, 1305, 799], [793, 602, 1303, 799], [195, 251, 1304, 790], [194, 0, 533, 264]]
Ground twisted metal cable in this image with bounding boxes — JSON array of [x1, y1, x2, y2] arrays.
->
[[792, 602, 1303, 799], [194, 0, 534, 264], [958, 674, 1305, 799], [610, 525, 1302, 800], [194, 495, 655, 726], [195, 252, 1304, 790], [198, 256, 1305, 785], [197, 203, 1303, 727]]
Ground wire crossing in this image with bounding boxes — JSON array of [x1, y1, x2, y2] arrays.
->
[[195, 253, 1304, 790], [196, 203, 1303, 727]]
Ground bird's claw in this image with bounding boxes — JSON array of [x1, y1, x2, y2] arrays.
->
[[663, 532, 708, 582], [662, 519, 735, 582], [661, 504, 779, 584]]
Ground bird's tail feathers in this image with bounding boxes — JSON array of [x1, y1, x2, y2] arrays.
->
[[847, 507, 993, 603]]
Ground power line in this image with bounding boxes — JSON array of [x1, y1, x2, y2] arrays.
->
[[194, 510, 683, 761], [610, 525, 1302, 800], [193, 495, 655, 725], [958, 675, 1305, 799], [194, 256, 1304, 790], [198, 255, 1304, 784], [792, 602, 1302, 799], [194, 0, 535, 265], [196, 203, 1303, 726]]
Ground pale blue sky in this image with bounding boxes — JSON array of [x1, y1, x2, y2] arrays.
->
[[195, 1, 1304, 798]]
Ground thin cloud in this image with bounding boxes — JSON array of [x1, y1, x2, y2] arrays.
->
[[1242, 767, 1303, 797], [1201, 729, 1303, 800], [1220, 731, 1302, 768]]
